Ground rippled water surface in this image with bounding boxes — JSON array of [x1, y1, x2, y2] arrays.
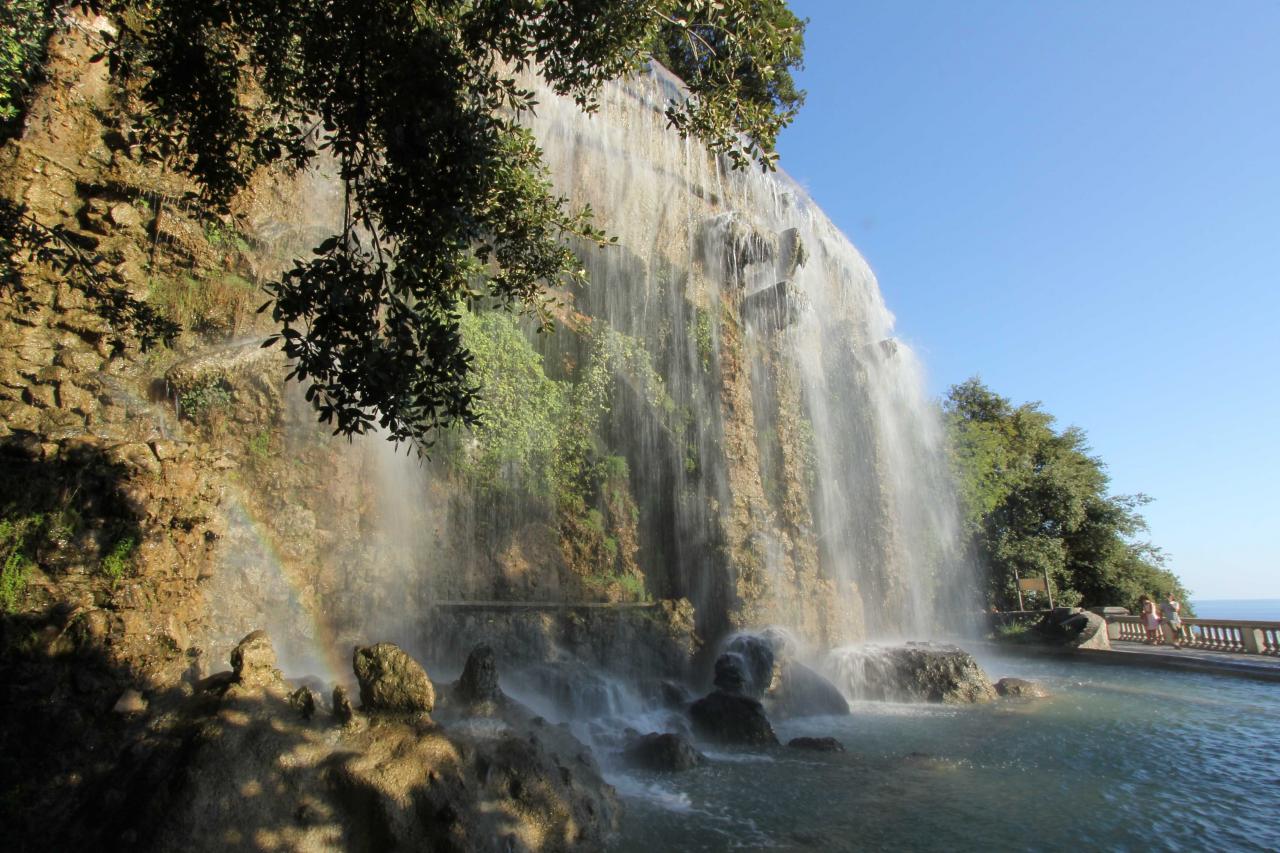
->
[[609, 654, 1280, 852]]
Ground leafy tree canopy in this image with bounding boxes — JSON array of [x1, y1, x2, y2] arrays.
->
[[651, 0, 806, 168], [945, 378, 1192, 613], [49, 0, 806, 448]]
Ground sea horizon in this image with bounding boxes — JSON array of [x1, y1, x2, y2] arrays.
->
[[1191, 598, 1280, 621]]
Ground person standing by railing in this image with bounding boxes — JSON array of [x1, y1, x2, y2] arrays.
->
[[1161, 592, 1184, 649], [1140, 595, 1161, 644]]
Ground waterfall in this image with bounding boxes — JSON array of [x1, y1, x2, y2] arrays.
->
[[194, 63, 978, 679], [523, 64, 977, 643]]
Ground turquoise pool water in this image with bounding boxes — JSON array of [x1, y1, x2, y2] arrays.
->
[[609, 653, 1280, 852]]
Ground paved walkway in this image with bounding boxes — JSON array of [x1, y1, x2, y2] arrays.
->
[[1084, 640, 1280, 682]]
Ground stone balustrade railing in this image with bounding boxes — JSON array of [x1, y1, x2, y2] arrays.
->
[[1106, 614, 1280, 656]]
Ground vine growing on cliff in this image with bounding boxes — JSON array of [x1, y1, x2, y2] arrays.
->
[[85, 0, 806, 449]]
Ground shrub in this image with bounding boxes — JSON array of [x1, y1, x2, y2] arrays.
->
[[247, 429, 272, 460], [616, 572, 648, 601], [178, 379, 232, 421], [100, 536, 136, 584], [0, 514, 43, 613], [0, 0, 50, 138], [149, 273, 259, 336]]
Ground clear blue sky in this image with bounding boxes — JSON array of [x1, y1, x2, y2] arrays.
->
[[777, 1, 1280, 600]]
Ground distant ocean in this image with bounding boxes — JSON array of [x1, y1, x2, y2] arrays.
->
[[1191, 599, 1280, 622]]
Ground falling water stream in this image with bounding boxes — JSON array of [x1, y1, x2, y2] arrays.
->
[[525, 64, 979, 643]]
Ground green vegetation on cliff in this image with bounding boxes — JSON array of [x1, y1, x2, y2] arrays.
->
[[0, 0, 50, 136], [945, 378, 1191, 613], [0, 514, 41, 612], [454, 307, 664, 599]]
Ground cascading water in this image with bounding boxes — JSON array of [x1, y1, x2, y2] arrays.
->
[[524, 64, 978, 645], [192, 62, 979, 690]]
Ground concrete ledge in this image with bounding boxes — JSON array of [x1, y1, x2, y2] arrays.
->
[[428, 601, 660, 612]]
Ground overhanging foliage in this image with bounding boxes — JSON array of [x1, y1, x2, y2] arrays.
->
[[82, 0, 807, 449]]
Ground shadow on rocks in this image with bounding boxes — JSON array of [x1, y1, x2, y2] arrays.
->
[[2, 622, 621, 852]]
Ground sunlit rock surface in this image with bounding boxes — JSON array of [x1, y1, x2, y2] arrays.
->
[[826, 643, 996, 704]]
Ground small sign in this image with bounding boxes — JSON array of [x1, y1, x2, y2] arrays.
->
[[1018, 577, 1048, 592]]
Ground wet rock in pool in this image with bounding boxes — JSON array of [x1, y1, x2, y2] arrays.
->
[[352, 642, 436, 714], [689, 691, 779, 745], [768, 661, 850, 719], [623, 732, 704, 772], [828, 644, 996, 704], [716, 630, 849, 718], [714, 633, 777, 698], [456, 643, 500, 703], [787, 736, 845, 752], [994, 677, 1049, 699], [714, 652, 752, 695]]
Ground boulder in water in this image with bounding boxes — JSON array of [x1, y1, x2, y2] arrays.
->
[[230, 630, 282, 689], [714, 633, 776, 698], [689, 690, 779, 746], [456, 643, 501, 703], [1032, 608, 1111, 650], [716, 630, 849, 718], [768, 660, 850, 719], [828, 644, 996, 704], [787, 736, 845, 752], [622, 732, 704, 771], [352, 643, 435, 714], [995, 677, 1049, 699]]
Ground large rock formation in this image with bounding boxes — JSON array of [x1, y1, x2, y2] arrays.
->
[[622, 732, 704, 772], [827, 644, 996, 704], [1030, 608, 1112, 651], [353, 642, 437, 714], [109, 633, 619, 852], [713, 630, 849, 718], [688, 691, 779, 746], [455, 643, 501, 703]]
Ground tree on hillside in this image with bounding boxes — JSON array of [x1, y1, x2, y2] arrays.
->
[[944, 378, 1191, 613], [0, 0, 806, 449], [650, 0, 806, 169]]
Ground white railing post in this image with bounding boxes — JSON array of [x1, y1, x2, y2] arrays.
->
[[1243, 628, 1264, 655]]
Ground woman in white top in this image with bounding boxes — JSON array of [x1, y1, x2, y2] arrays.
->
[[1140, 596, 1161, 644]]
